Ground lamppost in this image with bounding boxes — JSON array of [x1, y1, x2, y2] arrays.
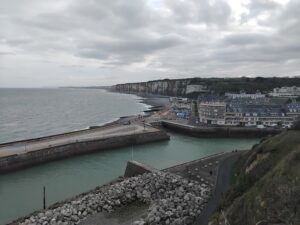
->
[[131, 125, 135, 160]]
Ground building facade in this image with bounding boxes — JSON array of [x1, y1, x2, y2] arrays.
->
[[198, 96, 300, 127], [269, 86, 300, 98], [198, 101, 226, 125], [225, 91, 266, 99]]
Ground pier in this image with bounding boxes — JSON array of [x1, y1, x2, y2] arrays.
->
[[0, 124, 170, 173]]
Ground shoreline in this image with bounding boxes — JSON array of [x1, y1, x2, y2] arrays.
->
[[0, 91, 167, 145]]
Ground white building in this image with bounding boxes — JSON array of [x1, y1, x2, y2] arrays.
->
[[198, 101, 226, 125], [225, 91, 266, 99], [269, 86, 300, 98], [185, 85, 208, 95]]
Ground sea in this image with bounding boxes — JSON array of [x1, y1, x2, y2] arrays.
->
[[0, 88, 149, 143], [0, 88, 259, 224]]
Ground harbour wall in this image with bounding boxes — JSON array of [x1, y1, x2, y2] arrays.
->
[[0, 123, 116, 148], [0, 131, 170, 173], [161, 121, 281, 138], [124, 160, 159, 177]]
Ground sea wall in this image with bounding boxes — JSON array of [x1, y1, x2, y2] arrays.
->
[[13, 170, 211, 225], [0, 124, 115, 148], [0, 131, 170, 173], [162, 121, 281, 138]]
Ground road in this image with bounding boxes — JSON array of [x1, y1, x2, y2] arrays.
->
[[194, 152, 242, 225], [164, 151, 244, 225], [0, 124, 157, 158]]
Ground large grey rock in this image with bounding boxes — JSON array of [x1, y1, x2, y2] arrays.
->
[[18, 171, 211, 225]]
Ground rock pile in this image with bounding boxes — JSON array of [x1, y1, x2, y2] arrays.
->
[[19, 171, 211, 225]]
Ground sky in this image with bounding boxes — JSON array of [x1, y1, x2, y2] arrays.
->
[[0, 0, 300, 87]]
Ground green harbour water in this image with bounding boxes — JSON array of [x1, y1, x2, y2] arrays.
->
[[0, 88, 259, 224], [0, 133, 258, 224]]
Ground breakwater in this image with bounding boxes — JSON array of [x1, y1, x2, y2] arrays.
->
[[13, 170, 211, 225], [161, 120, 281, 138], [0, 124, 169, 173]]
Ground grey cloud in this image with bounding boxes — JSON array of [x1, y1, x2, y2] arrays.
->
[[0, 0, 299, 87], [247, 0, 279, 13], [222, 33, 270, 46], [241, 0, 280, 22], [280, 0, 300, 19], [0, 51, 15, 55], [5, 38, 32, 46], [164, 0, 231, 26], [78, 35, 184, 62], [277, 0, 300, 37]]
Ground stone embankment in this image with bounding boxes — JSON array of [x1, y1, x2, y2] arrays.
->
[[162, 120, 281, 138], [17, 171, 211, 225], [0, 124, 169, 173]]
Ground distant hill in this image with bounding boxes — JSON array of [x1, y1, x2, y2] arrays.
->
[[113, 77, 300, 97], [209, 127, 300, 225]]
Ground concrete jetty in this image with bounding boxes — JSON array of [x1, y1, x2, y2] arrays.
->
[[161, 120, 281, 138], [0, 124, 169, 173]]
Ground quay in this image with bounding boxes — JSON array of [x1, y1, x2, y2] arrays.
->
[[161, 120, 281, 138], [0, 123, 169, 173]]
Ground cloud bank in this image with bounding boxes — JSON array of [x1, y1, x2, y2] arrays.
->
[[0, 0, 299, 87]]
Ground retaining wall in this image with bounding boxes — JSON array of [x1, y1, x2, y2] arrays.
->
[[0, 131, 169, 173], [124, 160, 158, 177], [162, 121, 281, 138]]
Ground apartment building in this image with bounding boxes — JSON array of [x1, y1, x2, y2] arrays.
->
[[198, 95, 299, 127], [269, 86, 300, 98]]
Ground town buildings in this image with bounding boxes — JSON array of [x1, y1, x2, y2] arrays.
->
[[225, 91, 266, 99], [269, 86, 300, 98], [198, 93, 300, 127]]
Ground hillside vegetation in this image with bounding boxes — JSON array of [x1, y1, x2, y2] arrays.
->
[[209, 129, 300, 225]]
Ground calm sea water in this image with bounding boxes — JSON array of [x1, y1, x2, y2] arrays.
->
[[0, 88, 149, 143], [0, 88, 259, 224]]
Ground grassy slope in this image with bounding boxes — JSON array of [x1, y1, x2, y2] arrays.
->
[[210, 130, 300, 225]]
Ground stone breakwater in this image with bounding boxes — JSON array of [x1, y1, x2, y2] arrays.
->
[[18, 171, 211, 225]]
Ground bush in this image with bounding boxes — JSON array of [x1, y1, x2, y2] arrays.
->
[[292, 119, 300, 130]]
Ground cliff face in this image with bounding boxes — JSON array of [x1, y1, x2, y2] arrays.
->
[[113, 77, 300, 97], [113, 79, 194, 96], [209, 129, 300, 225]]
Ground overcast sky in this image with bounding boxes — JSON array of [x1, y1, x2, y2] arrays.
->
[[0, 0, 299, 87]]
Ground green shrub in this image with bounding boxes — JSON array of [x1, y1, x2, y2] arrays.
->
[[292, 119, 300, 130]]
